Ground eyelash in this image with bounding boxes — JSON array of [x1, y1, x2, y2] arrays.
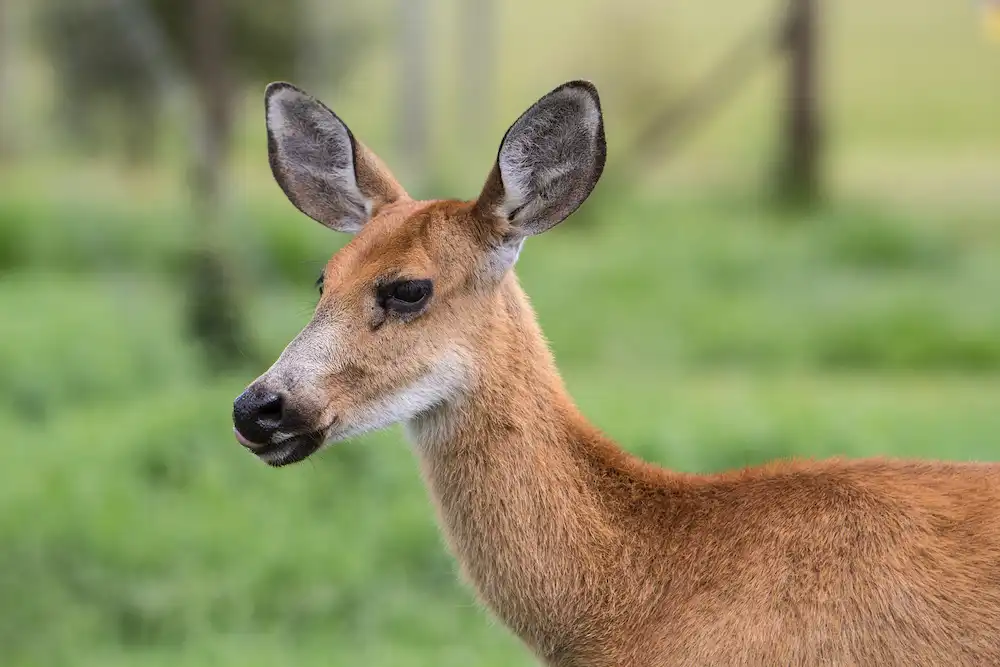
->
[[377, 279, 433, 314]]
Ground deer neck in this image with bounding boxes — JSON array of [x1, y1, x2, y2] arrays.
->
[[405, 275, 659, 657]]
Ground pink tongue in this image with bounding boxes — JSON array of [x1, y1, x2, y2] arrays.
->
[[233, 428, 258, 448]]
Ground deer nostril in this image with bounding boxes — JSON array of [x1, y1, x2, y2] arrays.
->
[[233, 388, 286, 445], [256, 392, 283, 422]]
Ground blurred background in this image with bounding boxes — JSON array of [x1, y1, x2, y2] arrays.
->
[[1, 0, 999, 664]]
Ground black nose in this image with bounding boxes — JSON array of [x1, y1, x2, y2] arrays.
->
[[233, 387, 285, 445]]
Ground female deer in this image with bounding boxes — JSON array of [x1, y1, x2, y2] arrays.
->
[[233, 80, 1000, 666]]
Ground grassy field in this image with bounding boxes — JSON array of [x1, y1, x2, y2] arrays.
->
[[2, 189, 1000, 666], [2, 0, 999, 664]]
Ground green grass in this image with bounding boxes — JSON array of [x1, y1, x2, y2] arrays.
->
[[4, 371, 999, 666], [525, 197, 1000, 373], [0, 272, 204, 421], [2, 140, 999, 667], [1, 383, 525, 666]]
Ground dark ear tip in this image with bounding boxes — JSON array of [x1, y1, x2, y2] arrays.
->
[[265, 81, 307, 105], [552, 80, 602, 109], [561, 79, 599, 95]]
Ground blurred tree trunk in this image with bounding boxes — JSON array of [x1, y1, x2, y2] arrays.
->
[[187, 0, 248, 370], [777, 0, 822, 207], [0, 0, 10, 161], [105, 0, 251, 369], [397, 0, 429, 194], [459, 0, 495, 157], [191, 0, 232, 216]]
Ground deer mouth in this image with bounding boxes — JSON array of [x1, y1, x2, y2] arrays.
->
[[235, 428, 328, 467]]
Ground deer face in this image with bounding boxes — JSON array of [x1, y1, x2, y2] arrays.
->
[[234, 81, 606, 466]]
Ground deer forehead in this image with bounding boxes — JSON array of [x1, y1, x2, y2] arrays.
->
[[323, 199, 483, 289]]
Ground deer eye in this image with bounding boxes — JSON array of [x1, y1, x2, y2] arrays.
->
[[378, 279, 432, 314], [315, 273, 324, 295]]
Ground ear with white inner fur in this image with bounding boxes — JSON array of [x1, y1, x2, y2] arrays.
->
[[265, 82, 407, 233], [474, 80, 606, 239]]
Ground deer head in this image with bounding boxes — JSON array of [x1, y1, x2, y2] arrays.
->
[[233, 80, 606, 466]]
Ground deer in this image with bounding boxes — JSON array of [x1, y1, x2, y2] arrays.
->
[[232, 80, 1000, 666]]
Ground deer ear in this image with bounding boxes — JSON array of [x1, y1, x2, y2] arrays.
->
[[474, 80, 606, 238], [265, 82, 407, 233]]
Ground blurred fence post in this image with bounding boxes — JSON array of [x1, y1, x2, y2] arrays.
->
[[459, 0, 495, 158], [777, 0, 823, 208], [397, 0, 430, 195], [0, 0, 10, 161]]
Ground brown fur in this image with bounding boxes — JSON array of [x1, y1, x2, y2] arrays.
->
[[247, 82, 1000, 666], [409, 260, 1000, 666], [288, 201, 1000, 666]]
